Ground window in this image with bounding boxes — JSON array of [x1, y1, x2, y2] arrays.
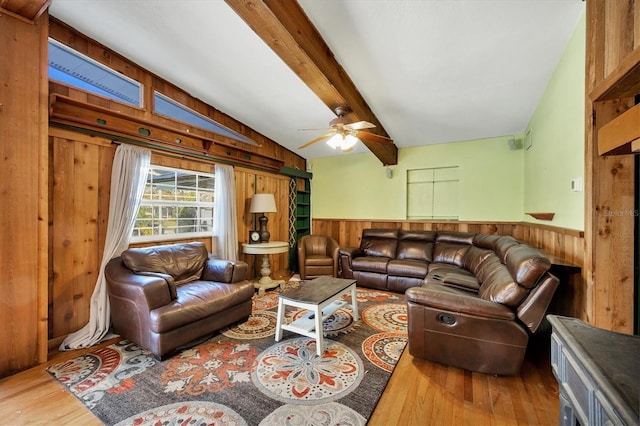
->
[[154, 92, 258, 146], [132, 166, 214, 242], [407, 166, 459, 220], [48, 38, 142, 107]]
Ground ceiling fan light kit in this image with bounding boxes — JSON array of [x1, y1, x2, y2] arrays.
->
[[298, 106, 394, 152], [327, 132, 359, 150]]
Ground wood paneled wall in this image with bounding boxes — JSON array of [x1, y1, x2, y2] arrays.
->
[[313, 219, 586, 319], [585, 0, 640, 333], [48, 127, 293, 345], [0, 10, 49, 378]]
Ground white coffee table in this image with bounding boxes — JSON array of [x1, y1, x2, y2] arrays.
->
[[275, 276, 358, 356]]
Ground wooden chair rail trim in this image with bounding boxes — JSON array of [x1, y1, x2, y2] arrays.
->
[[313, 218, 584, 238]]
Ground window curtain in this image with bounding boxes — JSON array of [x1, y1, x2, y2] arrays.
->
[[60, 144, 151, 350], [212, 164, 238, 260]]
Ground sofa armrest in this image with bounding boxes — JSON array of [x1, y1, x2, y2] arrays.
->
[[406, 284, 515, 321], [202, 258, 248, 283], [105, 258, 173, 311], [339, 247, 363, 258], [516, 272, 559, 333], [338, 247, 363, 278]]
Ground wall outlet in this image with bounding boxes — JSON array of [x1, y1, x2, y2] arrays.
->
[[570, 177, 583, 192]]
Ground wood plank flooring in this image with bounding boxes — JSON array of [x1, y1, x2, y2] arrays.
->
[[0, 334, 559, 425]]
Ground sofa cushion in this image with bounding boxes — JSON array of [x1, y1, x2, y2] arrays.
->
[[303, 254, 334, 267], [149, 280, 255, 333], [478, 267, 528, 307], [472, 233, 501, 249], [505, 245, 551, 288], [122, 242, 207, 286], [428, 263, 473, 276], [388, 259, 429, 278], [360, 229, 398, 258], [435, 231, 475, 245], [352, 256, 390, 274], [433, 243, 470, 266], [475, 253, 504, 284], [396, 230, 436, 262], [494, 236, 519, 262], [462, 246, 494, 274]]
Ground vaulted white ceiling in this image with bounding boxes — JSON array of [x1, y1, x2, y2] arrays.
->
[[48, 0, 585, 161]]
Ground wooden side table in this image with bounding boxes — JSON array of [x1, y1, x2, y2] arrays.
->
[[242, 241, 289, 295]]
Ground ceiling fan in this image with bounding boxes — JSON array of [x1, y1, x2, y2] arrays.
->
[[298, 106, 394, 152]]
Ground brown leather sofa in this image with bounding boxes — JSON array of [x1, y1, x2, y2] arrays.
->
[[339, 228, 436, 292], [340, 229, 559, 375], [105, 241, 254, 359], [297, 234, 340, 279]]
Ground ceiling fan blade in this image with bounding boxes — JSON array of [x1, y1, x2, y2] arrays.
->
[[298, 127, 331, 131], [345, 121, 376, 130], [298, 132, 334, 149], [355, 130, 394, 144]]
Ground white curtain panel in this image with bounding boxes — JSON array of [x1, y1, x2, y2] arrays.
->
[[212, 164, 238, 260], [60, 144, 151, 350]]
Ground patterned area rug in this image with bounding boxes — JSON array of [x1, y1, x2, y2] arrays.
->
[[48, 284, 407, 426]]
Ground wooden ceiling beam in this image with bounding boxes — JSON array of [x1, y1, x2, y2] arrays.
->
[[226, 0, 398, 165]]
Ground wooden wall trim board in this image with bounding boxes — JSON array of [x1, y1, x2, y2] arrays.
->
[[0, 9, 49, 378], [49, 95, 286, 173], [597, 102, 640, 155]]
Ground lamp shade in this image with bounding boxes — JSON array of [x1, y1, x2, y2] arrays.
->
[[250, 193, 277, 213]]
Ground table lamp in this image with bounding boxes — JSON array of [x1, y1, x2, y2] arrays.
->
[[250, 193, 277, 242]]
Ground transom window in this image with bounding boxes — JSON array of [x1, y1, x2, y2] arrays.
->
[[132, 166, 214, 242], [153, 92, 258, 146], [48, 38, 143, 107]]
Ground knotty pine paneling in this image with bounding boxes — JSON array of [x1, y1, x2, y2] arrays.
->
[[0, 10, 48, 378], [48, 128, 294, 343], [50, 133, 114, 338], [236, 167, 291, 281], [313, 218, 586, 320], [585, 0, 639, 333]]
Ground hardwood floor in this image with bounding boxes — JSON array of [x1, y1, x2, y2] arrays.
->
[[0, 333, 559, 425], [369, 334, 559, 425]]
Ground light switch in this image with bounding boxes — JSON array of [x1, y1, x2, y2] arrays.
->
[[570, 177, 583, 192]]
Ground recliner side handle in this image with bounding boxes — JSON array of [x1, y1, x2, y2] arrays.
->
[[438, 313, 456, 325]]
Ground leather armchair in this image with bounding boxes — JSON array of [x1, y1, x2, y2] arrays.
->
[[105, 241, 254, 359], [297, 234, 340, 279]]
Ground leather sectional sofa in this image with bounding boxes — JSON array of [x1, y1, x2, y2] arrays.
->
[[105, 241, 254, 359], [339, 229, 559, 375]]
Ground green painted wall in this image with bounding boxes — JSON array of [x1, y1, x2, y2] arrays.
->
[[308, 12, 585, 229], [309, 135, 523, 221], [523, 12, 585, 230]]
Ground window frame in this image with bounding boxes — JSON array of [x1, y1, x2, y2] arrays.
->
[[131, 165, 215, 244]]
